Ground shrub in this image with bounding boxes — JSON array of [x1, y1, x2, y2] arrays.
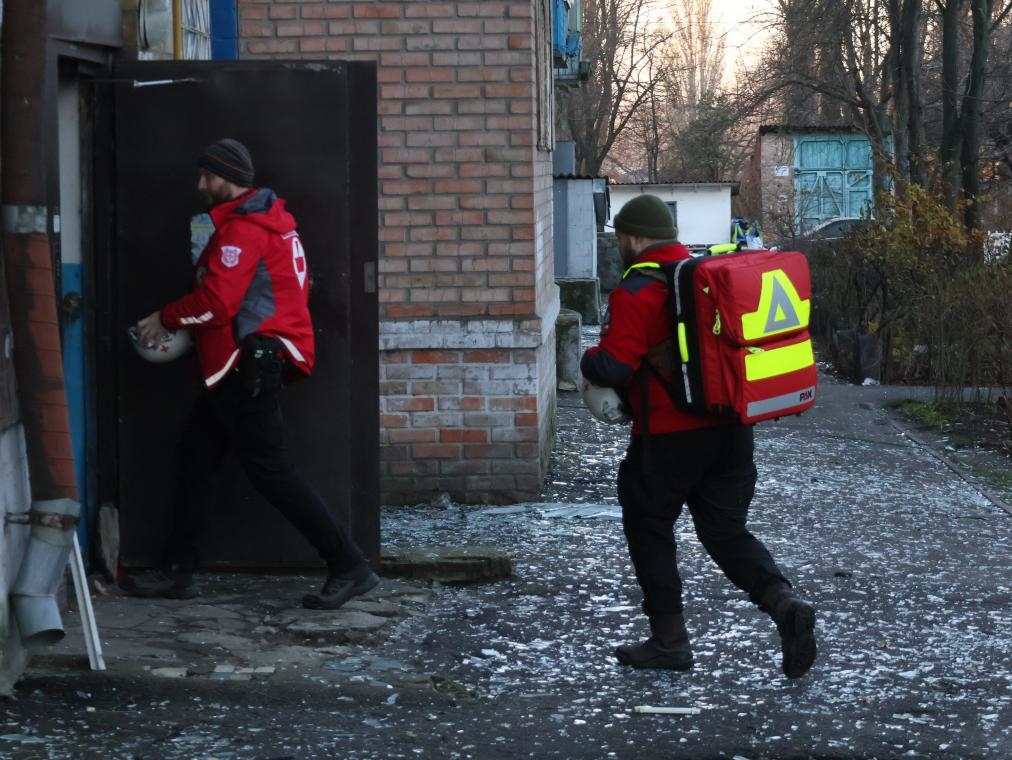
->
[[807, 184, 1009, 391]]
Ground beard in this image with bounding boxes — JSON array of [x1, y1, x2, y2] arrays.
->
[[201, 187, 230, 207], [619, 236, 637, 267]]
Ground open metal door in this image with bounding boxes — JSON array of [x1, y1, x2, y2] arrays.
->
[[98, 61, 379, 568]]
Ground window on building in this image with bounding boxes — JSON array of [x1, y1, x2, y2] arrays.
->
[[180, 0, 211, 61], [666, 202, 678, 229], [535, 0, 555, 150]]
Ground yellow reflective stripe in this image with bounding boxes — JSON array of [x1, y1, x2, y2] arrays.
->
[[623, 261, 660, 279], [677, 322, 689, 363], [744, 339, 814, 381]]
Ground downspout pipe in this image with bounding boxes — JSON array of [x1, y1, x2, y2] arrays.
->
[[1, 0, 79, 501], [9, 499, 80, 648], [1, 2, 81, 647]]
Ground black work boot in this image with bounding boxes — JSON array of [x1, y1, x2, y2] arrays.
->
[[302, 562, 380, 611], [615, 612, 693, 670], [758, 582, 817, 679], [120, 568, 199, 600]]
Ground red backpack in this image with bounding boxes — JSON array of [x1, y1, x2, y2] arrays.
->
[[637, 250, 817, 424]]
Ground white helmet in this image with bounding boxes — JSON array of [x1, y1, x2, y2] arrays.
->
[[128, 326, 193, 363], [581, 377, 631, 424]]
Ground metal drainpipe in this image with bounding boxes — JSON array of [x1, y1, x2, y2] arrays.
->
[[173, 0, 183, 59], [1, 1, 82, 649], [1, 0, 80, 503]]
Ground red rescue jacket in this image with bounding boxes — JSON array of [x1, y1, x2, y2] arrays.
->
[[581, 241, 731, 435], [160, 188, 315, 388]]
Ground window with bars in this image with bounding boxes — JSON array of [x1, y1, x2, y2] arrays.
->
[[180, 0, 211, 61]]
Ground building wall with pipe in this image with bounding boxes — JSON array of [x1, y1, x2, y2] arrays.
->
[[0, 425, 33, 693], [0, 0, 30, 698], [0, 0, 121, 695]]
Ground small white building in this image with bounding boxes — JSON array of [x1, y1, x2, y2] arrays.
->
[[607, 182, 737, 250]]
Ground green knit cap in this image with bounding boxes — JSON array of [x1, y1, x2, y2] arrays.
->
[[613, 195, 677, 239]]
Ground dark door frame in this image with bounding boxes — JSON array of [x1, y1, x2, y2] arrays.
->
[[96, 60, 379, 569], [44, 43, 115, 564]]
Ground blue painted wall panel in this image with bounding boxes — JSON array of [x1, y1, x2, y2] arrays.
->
[[211, 0, 238, 61], [60, 263, 92, 557]]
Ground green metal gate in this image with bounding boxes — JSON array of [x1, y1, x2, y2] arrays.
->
[[794, 135, 873, 232]]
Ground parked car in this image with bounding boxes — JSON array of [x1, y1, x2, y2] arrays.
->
[[769, 217, 870, 252]]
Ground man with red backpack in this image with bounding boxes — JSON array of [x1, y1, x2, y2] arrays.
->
[[582, 194, 817, 679], [124, 139, 376, 611]]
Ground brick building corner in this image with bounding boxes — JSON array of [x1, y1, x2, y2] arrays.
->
[[242, 1, 560, 505]]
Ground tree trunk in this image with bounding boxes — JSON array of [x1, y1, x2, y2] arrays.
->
[[960, 0, 994, 232], [890, 0, 910, 182], [903, 0, 925, 185], [939, 0, 964, 210]]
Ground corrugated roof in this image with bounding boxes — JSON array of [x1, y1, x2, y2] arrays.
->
[[758, 124, 865, 135], [608, 180, 737, 187]]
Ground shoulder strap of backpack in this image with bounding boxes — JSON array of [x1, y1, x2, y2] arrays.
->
[[622, 261, 696, 411]]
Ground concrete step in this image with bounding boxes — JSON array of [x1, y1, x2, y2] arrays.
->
[[380, 545, 513, 583]]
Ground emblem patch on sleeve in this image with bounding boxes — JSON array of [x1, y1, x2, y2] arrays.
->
[[220, 246, 242, 268]]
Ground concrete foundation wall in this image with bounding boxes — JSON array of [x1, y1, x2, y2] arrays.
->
[[596, 233, 621, 293]]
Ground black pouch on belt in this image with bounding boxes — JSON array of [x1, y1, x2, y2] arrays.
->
[[238, 334, 286, 397]]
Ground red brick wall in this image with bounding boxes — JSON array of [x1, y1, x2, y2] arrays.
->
[[242, 1, 559, 505], [2, 233, 77, 499]]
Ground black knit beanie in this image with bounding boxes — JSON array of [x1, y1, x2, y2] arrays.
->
[[197, 138, 255, 187], [613, 195, 677, 239]]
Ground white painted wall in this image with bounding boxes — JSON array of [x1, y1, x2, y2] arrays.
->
[[563, 179, 597, 278], [607, 183, 734, 248]]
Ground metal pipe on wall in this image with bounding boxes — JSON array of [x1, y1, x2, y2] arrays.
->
[[1, 0, 79, 502], [173, 0, 182, 59]]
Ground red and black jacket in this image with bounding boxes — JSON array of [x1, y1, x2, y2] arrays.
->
[[160, 188, 315, 388], [580, 241, 731, 436]]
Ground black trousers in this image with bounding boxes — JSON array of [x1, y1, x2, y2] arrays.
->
[[165, 372, 366, 574], [617, 424, 788, 616]]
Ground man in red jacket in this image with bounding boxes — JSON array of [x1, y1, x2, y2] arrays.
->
[[581, 195, 817, 679], [124, 138, 376, 610]]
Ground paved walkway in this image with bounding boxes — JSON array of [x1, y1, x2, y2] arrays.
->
[[5, 370, 1011, 759]]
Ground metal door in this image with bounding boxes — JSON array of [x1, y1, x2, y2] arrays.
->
[[794, 135, 873, 232], [98, 61, 379, 568]]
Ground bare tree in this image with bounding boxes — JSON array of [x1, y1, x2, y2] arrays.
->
[[603, 0, 734, 181], [559, 0, 673, 176], [666, 0, 726, 110], [890, 0, 926, 184], [746, 0, 895, 197], [611, 52, 673, 181], [753, 0, 1012, 229], [959, 0, 1012, 227]]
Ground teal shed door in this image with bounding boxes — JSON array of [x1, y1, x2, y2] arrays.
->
[[794, 135, 873, 232]]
